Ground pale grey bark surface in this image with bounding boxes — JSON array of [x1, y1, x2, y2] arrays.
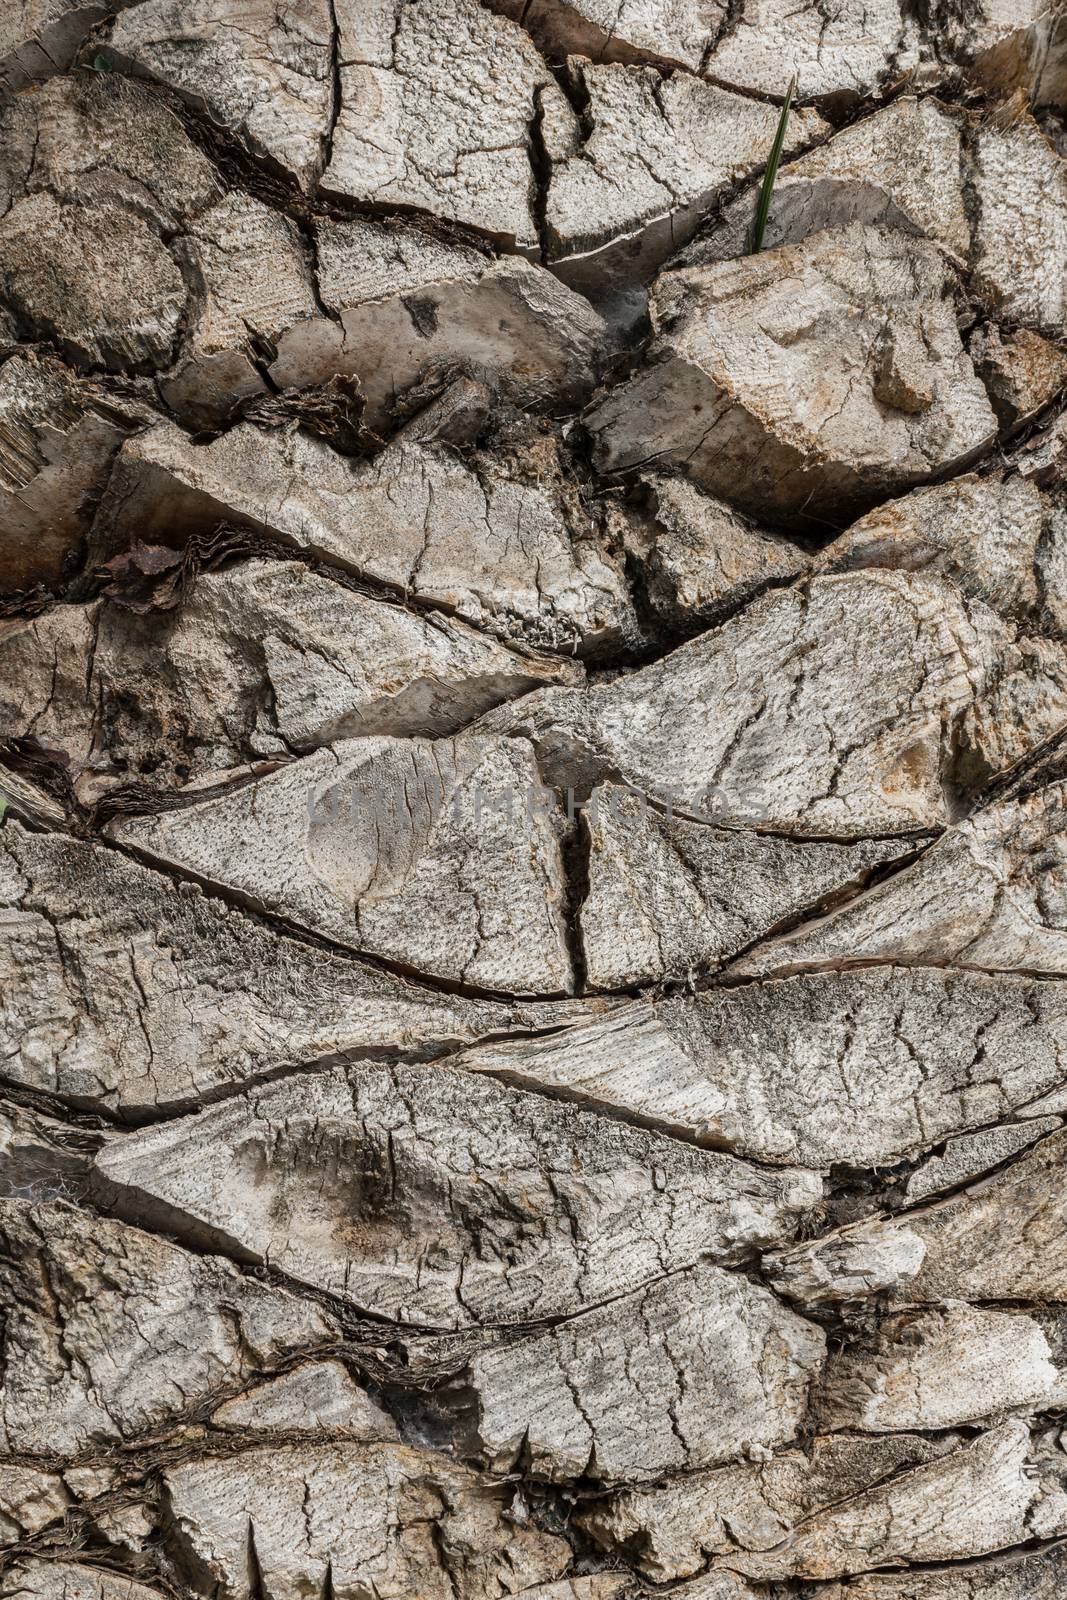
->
[[207, 1361, 399, 1440], [109, 736, 579, 992], [88, 418, 635, 652], [162, 1441, 574, 1599], [616, 472, 809, 630], [685, 96, 1067, 342], [1, 5, 1066, 1598], [467, 1261, 826, 1481], [733, 779, 1067, 977], [0, 1565, 168, 1600], [0, 353, 140, 590], [0, 1200, 337, 1455], [323, 0, 557, 251], [92, 1060, 819, 1325], [0, 823, 587, 1114], [812, 471, 1067, 635], [588, 227, 999, 520], [104, 0, 334, 191], [458, 968, 1067, 1167], [1, 561, 582, 796], [579, 790, 910, 984], [540, 62, 826, 296], [481, 572, 1067, 836]]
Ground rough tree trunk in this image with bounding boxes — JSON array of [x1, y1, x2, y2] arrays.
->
[[1, 4, 1067, 1599]]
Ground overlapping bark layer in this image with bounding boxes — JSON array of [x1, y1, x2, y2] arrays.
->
[[1, 4, 1066, 1598]]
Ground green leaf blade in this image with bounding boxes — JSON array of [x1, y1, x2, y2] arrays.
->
[[749, 74, 798, 255]]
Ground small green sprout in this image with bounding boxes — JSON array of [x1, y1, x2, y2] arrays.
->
[[749, 74, 798, 254]]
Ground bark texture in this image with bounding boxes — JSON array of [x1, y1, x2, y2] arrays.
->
[[1, 6, 1067, 1600]]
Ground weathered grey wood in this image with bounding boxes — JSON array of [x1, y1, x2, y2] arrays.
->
[[579, 786, 907, 985], [580, 1433, 961, 1581], [487, 0, 726, 73], [684, 96, 969, 269], [818, 1304, 1067, 1432], [1010, 403, 1067, 481], [937, 0, 1067, 106], [277, 218, 609, 426], [160, 190, 320, 427], [768, 1125, 1067, 1307], [767, 1222, 929, 1308], [85, 1494, 157, 1557], [666, 1577, 761, 1600], [703, 0, 913, 103], [0, 822, 584, 1115], [323, 0, 554, 253], [516, 1582, 634, 1600], [541, 62, 825, 294], [110, 735, 577, 994], [482, 572, 1067, 837], [0, 191, 186, 372], [1, 7, 1066, 1584], [500, 0, 1062, 111], [500, 0, 916, 103], [683, 97, 1067, 342], [971, 112, 1067, 339], [730, 1422, 1067, 1582], [734, 781, 1067, 978], [813, 472, 1067, 637], [901, 1116, 1063, 1205], [0, 71, 323, 421], [0, 1094, 98, 1204], [0, 69, 224, 227], [4, 1463, 143, 1552], [812, 1542, 1067, 1598], [209, 1361, 399, 1441], [902, 1125, 1067, 1304], [0, 1463, 72, 1544], [0, 69, 227, 391], [970, 324, 1067, 429], [0, 2, 138, 92], [0, 768, 68, 830], [92, 1060, 820, 1327], [588, 225, 997, 522], [156, 211, 610, 429], [459, 968, 1067, 1167], [617, 473, 808, 632], [0, 562, 582, 796], [0, 1565, 168, 1600], [0, 353, 139, 592], [0, 1199, 335, 1455], [89, 420, 635, 655], [104, 0, 334, 190], [162, 1442, 573, 1600], [466, 1261, 825, 1481]]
